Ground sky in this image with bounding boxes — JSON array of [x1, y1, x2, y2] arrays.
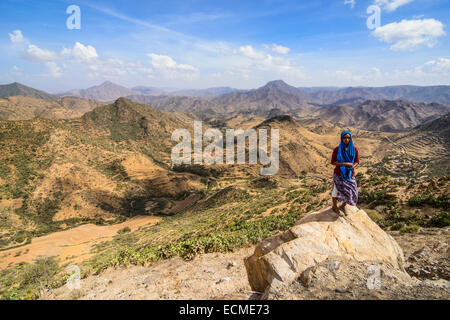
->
[[0, 0, 449, 92]]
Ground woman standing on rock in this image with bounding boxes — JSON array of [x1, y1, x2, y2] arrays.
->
[[331, 130, 360, 216]]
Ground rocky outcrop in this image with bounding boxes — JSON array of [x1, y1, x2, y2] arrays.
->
[[244, 206, 407, 298]]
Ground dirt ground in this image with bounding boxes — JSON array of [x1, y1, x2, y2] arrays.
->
[[0, 215, 160, 270], [41, 227, 449, 300], [41, 246, 256, 300]]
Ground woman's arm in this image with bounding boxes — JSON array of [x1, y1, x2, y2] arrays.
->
[[331, 162, 354, 167]]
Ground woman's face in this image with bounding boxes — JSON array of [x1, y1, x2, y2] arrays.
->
[[343, 134, 351, 145]]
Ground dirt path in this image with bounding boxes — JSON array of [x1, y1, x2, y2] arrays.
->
[[41, 246, 256, 300], [0, 215, 161, 269]]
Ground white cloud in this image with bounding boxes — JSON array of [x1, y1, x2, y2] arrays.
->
[[62, 42, 133, 78], [237, 45, 266, 60], [372, 19, 445, 50], [323, 67, 384, 85], [11, 65, 22, 76], [374, 0, 413, 12], [234, 45, 304, 79], [212, 68, 251, 81], [25, 44, 60, 62], [9, 30, 25, 44], [263, 44, 291, 54], [147, 53, 199, 79], [381, 58, 450, 84], [423, 57, 450, 73], [44, 62, 63, 78], [8, 30, 63, 78], [263, 43, 291, 54], [62, 42, 98, 62]]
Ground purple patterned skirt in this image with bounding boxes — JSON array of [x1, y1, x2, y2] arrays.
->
[[333, 174, 358, 206]]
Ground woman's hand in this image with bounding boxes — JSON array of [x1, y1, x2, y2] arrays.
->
[[332, 162, 354, 167], [344, 162, 354, 167]]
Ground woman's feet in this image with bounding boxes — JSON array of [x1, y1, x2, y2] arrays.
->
[[332, 205, 340, 215], [332, 201, 353, 217], [332, 204, 346, 217]]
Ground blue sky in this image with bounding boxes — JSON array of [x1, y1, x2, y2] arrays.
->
[[1, 0, 449, 92]]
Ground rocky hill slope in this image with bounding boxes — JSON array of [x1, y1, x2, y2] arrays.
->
[[57, 82, 138, 102], [40, 207, 449, 300], [314, 100, 449, 132], [0, 96, 104, 120], [0, 82, 56, 100]]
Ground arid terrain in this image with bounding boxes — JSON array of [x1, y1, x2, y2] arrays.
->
[[0, 81, 448, 300]]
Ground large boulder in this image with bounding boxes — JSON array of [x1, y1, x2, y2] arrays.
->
[[244, 206, 406, 298]]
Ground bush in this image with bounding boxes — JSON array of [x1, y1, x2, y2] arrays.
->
[[408, 194, 449, 209], [117, 227, 131, 234], [390, 222, 404, 231], [427, 212, 450, 228], [400, 224, 420, 233], [359, 189, 396, 207], [0, 256, 61, 300]]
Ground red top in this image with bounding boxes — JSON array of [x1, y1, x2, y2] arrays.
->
[[331, 146, 360, 177]]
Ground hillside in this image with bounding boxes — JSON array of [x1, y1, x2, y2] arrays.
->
[[382, 113, 450, 176], [0, 98, 210, 254], [0, 96, 104, 120], [57, 82, 138, 101], [125, 95, 221, 120], [313, 100, 449, 132], [212, 80, 314, 117], [169, 87, 242, 98], [81, 97, 195, 164], [131, 86, 166, 96], [305, 85, 450, 106], [0, 83, 56, 100]]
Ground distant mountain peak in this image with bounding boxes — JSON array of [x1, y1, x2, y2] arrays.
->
[[0, 82, 56, 100], [97, 81, 125, 88], [101, 81, 118, 86], [261, 80, 307, 98], [57, 81, 136, 101], [265, 80, 290, 88]]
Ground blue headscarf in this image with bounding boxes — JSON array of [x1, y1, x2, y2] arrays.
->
[[337, 130, 356, 182]]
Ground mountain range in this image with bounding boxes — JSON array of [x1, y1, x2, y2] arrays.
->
[[56, 82, 244, 101], [1, 80, 449, 132], [52, 79, 450, 106]]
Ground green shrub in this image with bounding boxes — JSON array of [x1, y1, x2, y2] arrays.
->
[[400, 224, 420, 233], [408, 194, 449, 209], [427, 212, 450, 228], [0, 256, 61, 300], [390, 222, 404, 231], [117, 227, 131, 234]]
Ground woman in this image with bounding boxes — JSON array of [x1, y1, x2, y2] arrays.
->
[[330, 130, 360, 215]]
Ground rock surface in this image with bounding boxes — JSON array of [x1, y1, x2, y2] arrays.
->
[[244, 206, 406, 298]]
